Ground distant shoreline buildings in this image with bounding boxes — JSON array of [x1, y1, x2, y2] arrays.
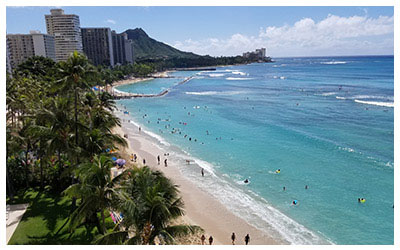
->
[[242, 48, 268, 61], [7, 8, 135, 71], [6, 8, 271, 72]]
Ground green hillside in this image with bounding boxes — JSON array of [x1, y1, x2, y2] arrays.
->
[[124, 28, 200, 60]]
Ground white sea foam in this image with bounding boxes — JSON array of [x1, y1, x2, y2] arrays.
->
[[185, 91, 246, 96], [113, 88, 129, 94], [320, 61, 347, 65], [226, 77, 254, 81], [320, 92, 337, 96], [231, 71, 247, 76], [354, 100, 394, 108], [128, 120, 171, 146], [208, 73, 225, 77], [336, 96, 346, 100], [339, 147, 355, 153], [351, 95, 393, 101], [280, 76, 286, 80]]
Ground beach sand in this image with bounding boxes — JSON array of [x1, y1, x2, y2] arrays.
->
[[113, 111, 281, 245]]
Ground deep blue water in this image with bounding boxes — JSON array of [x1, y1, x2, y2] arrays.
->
[[116, 56, 394, 245]]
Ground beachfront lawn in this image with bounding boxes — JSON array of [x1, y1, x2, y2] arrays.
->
[[7, 188, 114, 245]]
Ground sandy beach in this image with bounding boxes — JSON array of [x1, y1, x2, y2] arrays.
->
[[113, 110, 281, 245], [111, 71, 172, 88]]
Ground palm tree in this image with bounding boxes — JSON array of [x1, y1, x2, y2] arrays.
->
[[57, 51, 100, 157], [94, 167, 203, 244], [64, 154, 125, 234]]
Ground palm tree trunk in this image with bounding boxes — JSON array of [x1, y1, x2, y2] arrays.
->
[[25, 148, 30, 189], [72, 86, 78, 208], [40, 158, 44, 190], [6, 165, 15, 200], [101, 209, 106, 234]]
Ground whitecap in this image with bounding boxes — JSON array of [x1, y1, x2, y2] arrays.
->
[[185, 91, 246, 96], [354, 100, 394, 108], [128, 120, 171, 146], [226, 77, 254, 81], [231, 71, 247, 76], [208, 73, 225, 77], [320, 92, 337, 96], [320, 61, 347, 65], [350, 95, 393, 101], [280, 76, 286, 80], [336, 96, 346, 100]]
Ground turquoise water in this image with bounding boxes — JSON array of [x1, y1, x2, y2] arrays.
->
[[116, 56, 394, 245]]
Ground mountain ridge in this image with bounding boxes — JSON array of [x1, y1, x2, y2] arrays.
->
[[124, 28, 201, 60]]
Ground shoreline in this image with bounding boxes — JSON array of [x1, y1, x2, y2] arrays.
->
[[111, 70, 173, 88], [113, 109, 281, 245]]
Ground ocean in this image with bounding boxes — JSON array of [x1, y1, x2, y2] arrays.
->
[[116, 56, 394, 245]]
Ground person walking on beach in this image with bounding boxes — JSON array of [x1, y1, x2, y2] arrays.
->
[[164, 159, 168, 167], [201, 168, 204, 177], [200, 234, 206, 245], [143, 159, 146, 165], [133, 154, 137, 162], [139, 127, 141, 132], [157, 155, 160, 165], [209, 236, 213, 245], [244, 234, 250, 245], [130, 154, 134, 162], [231, 232, 236, 245]]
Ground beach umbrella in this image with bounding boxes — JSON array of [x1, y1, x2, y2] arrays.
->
[[111, 156, 117, 161], [92, 86, 99, 91], [116, 159, 126, 166]]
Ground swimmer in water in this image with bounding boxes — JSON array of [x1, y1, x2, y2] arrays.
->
[[275, 169, 281, 174], [292, 200, 298, 205], [244, 179, 249, 184]]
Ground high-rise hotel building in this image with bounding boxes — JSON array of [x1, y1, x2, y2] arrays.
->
[[6, 40, 12, 73], [6, 31, 56, 70], [111, 31, 134, 65], [81, 28, 114, 66], [45, 9, 83, 62]]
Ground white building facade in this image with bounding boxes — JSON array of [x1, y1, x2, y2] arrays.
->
[[45, 9, 83, 62]]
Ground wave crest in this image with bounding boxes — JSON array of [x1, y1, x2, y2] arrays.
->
[[354, 100, 394, 108]]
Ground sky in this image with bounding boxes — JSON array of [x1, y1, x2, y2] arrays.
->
[[6, 6, 394, 57]]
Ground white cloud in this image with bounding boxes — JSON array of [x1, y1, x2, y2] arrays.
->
[[173, 14, 393, 57], [106, 19, 116, 24]]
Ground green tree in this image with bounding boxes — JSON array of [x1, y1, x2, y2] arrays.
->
[[64, 154, 124, 234], [95, 167, 202, 244]]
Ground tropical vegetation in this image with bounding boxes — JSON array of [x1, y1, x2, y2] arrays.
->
[[6, 52, 202, 244]]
